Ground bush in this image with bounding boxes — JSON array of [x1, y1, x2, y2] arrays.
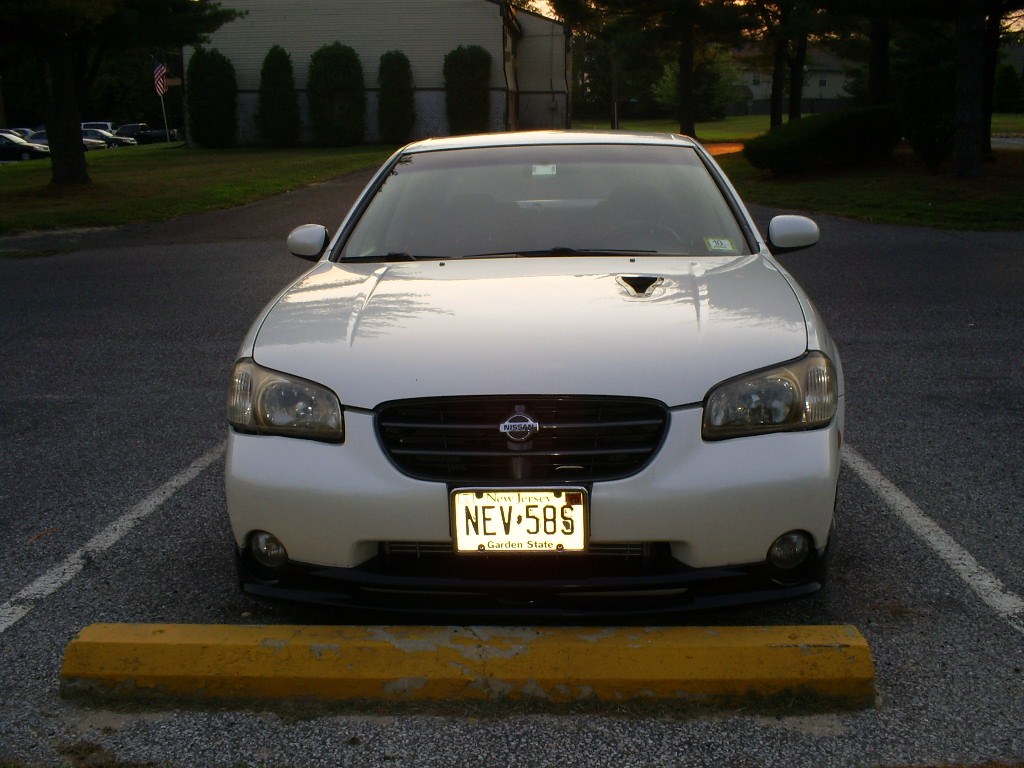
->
[[743, 106, 902, 175], [307, 42, 366, 146], [186, 47, 238, 148], [443, 45, 492, 135], [378, 50, 416, 144], [255, 45, 300, 147]]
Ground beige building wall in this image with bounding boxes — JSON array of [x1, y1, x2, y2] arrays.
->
[[184, 0, 567, 144], [512, 8, 569, 130]]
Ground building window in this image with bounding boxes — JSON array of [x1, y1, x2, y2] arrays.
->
[[818, 75, 828, 88], [752, 73, 761, 87]]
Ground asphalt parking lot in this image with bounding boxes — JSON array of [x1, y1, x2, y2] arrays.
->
[[1, 173, 1022, 767]]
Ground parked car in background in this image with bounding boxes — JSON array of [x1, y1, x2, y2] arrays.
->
[[2, 127, 35, 139], [82, 128, 137, 148], [81, 121, 117, 132], [27, 130, 107, 151], [114, 122, 178, 144], [226, 130, 842, 619], [0, 131, 50, 161]]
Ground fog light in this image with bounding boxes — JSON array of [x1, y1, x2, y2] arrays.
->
[[768, 531, 812, 571], [250, 531, 288, 568]]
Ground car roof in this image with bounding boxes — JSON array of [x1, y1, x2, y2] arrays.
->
[[400, 130, 697, 155]]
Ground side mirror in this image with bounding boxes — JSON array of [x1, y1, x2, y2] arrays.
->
[[287, 224, 330, 261], [767, 215, 819, 255]]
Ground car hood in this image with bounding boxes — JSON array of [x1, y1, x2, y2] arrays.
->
[[250, 255, 809, 409]]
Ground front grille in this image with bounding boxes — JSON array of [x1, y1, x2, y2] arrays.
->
[[376, 395, 668, 482]]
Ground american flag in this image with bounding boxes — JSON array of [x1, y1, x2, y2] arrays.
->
[[154, 61, 168, 96]]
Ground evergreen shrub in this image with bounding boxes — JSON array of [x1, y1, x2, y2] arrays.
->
[[255, 45, 300, 147], [186, 47, 238, 148], [307, 42, 365, 146], [443, 45, 492, 135], [378, 50, 416, 144]]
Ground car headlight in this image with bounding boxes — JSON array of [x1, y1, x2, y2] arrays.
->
[[228, 359, 343, 442], [703, 352, 837, 440]]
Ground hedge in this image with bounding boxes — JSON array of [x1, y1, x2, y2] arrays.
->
[[743, 106, 902, 175]]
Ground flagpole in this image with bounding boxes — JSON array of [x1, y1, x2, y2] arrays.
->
[[159, 92, 170, 142]]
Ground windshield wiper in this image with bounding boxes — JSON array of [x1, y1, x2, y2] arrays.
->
[[346, 252, 425, 262], [461, 247, 658, 259]]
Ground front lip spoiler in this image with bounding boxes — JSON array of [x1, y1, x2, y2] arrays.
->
[[236, 548, 827, 620]]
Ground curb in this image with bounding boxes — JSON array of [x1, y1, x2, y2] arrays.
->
[[60, 623, 875, 707]]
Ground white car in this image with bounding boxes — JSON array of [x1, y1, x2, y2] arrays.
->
[[226, 131, 843, 618]]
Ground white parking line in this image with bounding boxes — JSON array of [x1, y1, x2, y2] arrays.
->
[[0, 442, 225, 636], [843, 445, 1024, 636]]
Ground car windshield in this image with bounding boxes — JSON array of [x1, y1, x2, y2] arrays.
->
[[337, 143, 752, 261]]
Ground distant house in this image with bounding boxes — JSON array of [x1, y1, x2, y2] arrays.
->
[[732, 47, 854, 116], [183, 0, 570, 145]]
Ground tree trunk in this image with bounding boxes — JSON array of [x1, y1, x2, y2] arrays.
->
[[677, 21, 696, 136], [867, 13, 891, 106], [954, 0, 987, 179], [788, 34, 807, 122], [769, 34, 787, 130], [609, 45, 619, 129], [980, 6, 1002, 158], [43, 40, 90, 186]]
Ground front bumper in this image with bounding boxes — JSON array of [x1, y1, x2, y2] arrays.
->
[[227, 406, 842, 571], [236, 538, 831, 620]]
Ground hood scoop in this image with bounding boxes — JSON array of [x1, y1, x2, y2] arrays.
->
[[617, 275, 663, 297]]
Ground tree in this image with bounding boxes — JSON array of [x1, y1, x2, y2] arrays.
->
[[955, 0, 989, 178], [552, 0, 749, 136], [0, 0, 239, 186], [821, 0, 1023, 176], [549, 3, 632, 126], [894, 21, 956, 169], [256, 45, 300, 147], [653, 45, 743, 121]]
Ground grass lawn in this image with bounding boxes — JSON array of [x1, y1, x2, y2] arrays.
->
[[0, 143, 396, 236], [572, 114, 777, 143], [718, 146, 1024, 230], [991, 112, 1024, 136], [1, 114, 1023, 236]]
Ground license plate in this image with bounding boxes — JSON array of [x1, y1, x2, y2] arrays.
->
[[450, 487, 587, 554]]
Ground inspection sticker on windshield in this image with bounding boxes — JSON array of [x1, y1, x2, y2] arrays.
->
[[451, 488, 587, 553], [704, 237, 738, 253]]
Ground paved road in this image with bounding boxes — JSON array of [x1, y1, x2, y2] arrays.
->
[[1, 176, 1022, 767]]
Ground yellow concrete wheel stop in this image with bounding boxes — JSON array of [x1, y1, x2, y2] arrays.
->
[[60, 623, 875, 707]]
